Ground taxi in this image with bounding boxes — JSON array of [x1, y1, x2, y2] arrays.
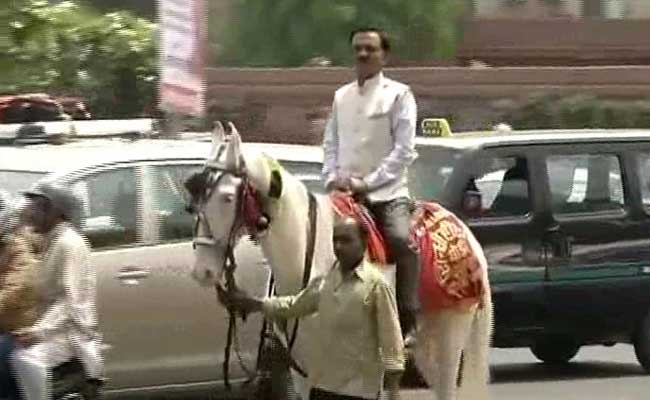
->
[[411, 118, 650, 369]]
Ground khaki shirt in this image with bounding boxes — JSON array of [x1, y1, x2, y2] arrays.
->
[[0, 227, 41, 333], [263, 260, 405, 399]]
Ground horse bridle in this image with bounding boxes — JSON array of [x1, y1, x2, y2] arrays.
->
[[191, 169, 242, 251], [189, 165, 257, 387], [189, 162, 318, 388]]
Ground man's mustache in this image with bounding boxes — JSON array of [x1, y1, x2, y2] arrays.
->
[[357, 57, 369, 63]]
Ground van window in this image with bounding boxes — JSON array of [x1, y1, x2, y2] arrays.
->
[[638, 153, 650, 212], [409, 146, 462, 201], [469, 156, 531, 218], [546, 154, 624, 215]]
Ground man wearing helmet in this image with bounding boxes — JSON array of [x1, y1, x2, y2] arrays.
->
[[13, 182, 103, 398]]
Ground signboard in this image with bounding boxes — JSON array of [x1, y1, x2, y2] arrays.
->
[[421, 118, 452, 137], [158, 0, 207, 116]]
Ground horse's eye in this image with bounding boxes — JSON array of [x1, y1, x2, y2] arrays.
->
[[223, 194, 235, 203]]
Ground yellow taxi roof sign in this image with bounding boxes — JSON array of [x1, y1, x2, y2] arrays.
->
[[421, 118, 452, 137]]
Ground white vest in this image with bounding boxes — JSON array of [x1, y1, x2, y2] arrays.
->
[[333, 73, 411, 202]]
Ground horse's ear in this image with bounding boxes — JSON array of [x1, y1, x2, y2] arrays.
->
[[224, 122, 242, 171], [208, 121, 226, 162]]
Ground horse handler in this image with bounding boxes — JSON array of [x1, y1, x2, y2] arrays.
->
[[219, 218, 405, 400]]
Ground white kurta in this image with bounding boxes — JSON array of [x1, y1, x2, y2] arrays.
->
[[322, 72, 418, 202], [20, 222, 103, 378]]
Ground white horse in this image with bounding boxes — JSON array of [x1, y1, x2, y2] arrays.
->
[[186, 122, 494, 400]]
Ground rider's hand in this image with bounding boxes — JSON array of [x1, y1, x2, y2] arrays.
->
[[326, 176, 351, 193], [349, 177, 369, 195]]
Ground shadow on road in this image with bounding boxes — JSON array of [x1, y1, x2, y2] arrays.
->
[[491, 361, 646, 384]]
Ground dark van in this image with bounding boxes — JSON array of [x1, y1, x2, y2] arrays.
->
[[410, 128, 650, 371]]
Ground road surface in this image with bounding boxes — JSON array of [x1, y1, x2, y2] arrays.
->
[[405, 344, 648, 399], [128, 344, 647, 399]]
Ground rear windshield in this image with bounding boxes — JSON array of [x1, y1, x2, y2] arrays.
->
[[409, 146, 462, 201], [0, 170, 46, 196]]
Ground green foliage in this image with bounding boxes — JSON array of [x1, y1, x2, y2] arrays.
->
[[501, 93, 650, 130], [217, 0, 467, 67], [0, 0, 157, 118]]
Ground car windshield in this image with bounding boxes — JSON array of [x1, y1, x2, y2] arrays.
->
[[409, 146, 462, 201], [0, 170, 46, 196]]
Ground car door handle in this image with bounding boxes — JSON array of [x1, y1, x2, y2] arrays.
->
[[117, 267, 151, 283]]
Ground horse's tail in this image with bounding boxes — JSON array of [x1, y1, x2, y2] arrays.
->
[[458, 288, 494, 399]]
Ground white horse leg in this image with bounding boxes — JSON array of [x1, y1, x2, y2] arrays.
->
[[457, 295, 493, 400], [415, 308, 474, 400]]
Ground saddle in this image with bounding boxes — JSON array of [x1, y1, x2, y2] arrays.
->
[[330, 192, 484, 312]]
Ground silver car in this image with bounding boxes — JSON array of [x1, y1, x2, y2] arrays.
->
[[0, 134, 324, 397]]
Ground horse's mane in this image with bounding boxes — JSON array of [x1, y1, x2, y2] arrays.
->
[[243, 150, 336, 294]]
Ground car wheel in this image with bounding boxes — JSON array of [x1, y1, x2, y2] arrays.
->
[[633, 311, 650, 373], [530, 338, 580, 365]]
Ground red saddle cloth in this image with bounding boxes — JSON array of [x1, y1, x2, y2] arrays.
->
[[410, 202, 484, 311], [330, 193, 484, 312], [329, 192, 388, 265]]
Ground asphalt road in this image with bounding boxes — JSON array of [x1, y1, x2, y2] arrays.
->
[[122, 344, 647, 399], [405, 344, 649, 400]]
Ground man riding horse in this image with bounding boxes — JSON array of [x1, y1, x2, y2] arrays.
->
[[322, 27, 419, 345]]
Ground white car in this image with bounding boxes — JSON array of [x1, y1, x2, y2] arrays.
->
[[0, 132, 324, 397]]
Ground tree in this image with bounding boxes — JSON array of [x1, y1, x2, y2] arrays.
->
[[216, 0, 468, 67], [1, 0, 157, 118], [83, 0, 156, 19]]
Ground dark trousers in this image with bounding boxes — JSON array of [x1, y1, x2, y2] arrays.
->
[[367, 197, 420, 334], [309, 387, 372, 400], [0, 334, 20, 400]]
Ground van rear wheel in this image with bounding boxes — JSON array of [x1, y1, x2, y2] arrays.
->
[[530, 338, 580, 365], [633, 311, 650, 373]]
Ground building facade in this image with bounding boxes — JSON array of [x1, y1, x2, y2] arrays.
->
[[460, 0, 650, 66], [472, 0, 650, 19]]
